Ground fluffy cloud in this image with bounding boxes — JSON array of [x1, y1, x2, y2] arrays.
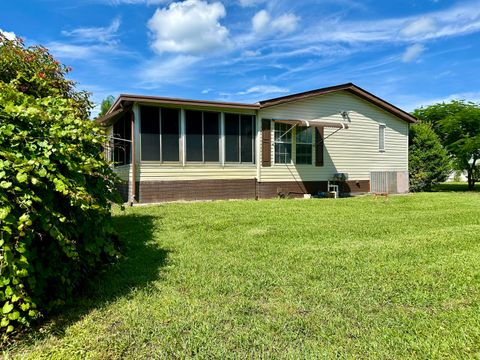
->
[[147, 0, 230, 54], [402, 43, 426, 62], [0, 29, 16, 40], [252, 10, 299, 34], [401, 17, 437, 37]]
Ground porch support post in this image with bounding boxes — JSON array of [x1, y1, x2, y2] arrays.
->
[[130, 110, 136, 204]]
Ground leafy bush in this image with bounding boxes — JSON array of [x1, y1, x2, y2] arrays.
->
[[0, 35, 121, 336], [409, 123, 451, 191]]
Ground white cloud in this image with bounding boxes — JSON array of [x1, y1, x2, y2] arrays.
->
[[137, 55, 200, 85], [237, 85, 289, 95], [252, 10, 299, 34], [401, 17, 437, 37], [402, 43, 426, 62], [242, 49, 261, 57], [238, 0, 266, 7], [0, 29, 16, 40], [104, 0, 169, 4], [62, 18, 121, 44], [147, 0, 230, 54], [252, 10, 270, 32]]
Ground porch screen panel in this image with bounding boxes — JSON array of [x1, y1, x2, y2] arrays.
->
[[240, 115, 254, 163], [161, 108, 180, 161], [186, 110, 203, 161], [140, 106, 160, 161], [225, 113, 240, 162], [203, 112, 220, 162]]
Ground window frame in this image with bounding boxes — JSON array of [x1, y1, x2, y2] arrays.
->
[[224, 113, 255, 165], [185, 110, 220, 164], [274, 122, 293, 165], [139, 106, 181, 163], [379, 123, 386, 152], [295, 126, 313, 165]]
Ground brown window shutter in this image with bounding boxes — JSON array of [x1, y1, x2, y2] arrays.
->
[[315, 127, 324, 167], [261, 119, 272, 167]]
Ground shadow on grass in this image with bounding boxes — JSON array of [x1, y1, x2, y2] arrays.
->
[[432, 182, 479, 192], [19, 213, 169, 343]]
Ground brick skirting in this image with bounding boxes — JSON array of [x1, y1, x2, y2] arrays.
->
[[257, 180, 370, 199], [138, 179, 257, 203], [129, 179, 370, 203]]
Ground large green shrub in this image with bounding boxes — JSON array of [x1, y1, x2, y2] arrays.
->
[[409, 123, 451, 191], [0, 35, 121, 336]]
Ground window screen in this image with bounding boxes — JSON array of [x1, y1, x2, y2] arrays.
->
[[161, 108, 179, 161], [203, 112, 219, 162], [240, 115, 254, 163], [140, 106, 160, 161], [186, 110, 203, 161], [225, 113, 240, 162]]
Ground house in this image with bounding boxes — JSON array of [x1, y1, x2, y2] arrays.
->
[[98, 83, 416, 203]]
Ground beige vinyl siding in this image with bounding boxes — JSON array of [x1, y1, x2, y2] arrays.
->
[[259, 90, 408, 182], [138, 163, 256, 181]]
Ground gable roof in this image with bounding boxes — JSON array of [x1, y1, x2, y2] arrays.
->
[[258, 83, 417, 123], [99, 83, 416, 124]]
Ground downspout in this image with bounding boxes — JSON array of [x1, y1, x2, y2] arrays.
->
[[130, 109, 136, 205]]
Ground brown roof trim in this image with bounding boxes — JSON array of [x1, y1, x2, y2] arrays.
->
[[107, 94, 259, 114], [96, 108, 126, 125], [104, 83, 416, 124], [259, 83, 417, 123]]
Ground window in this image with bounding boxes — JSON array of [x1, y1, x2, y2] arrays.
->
[[274, 123, 292, 164], [296, 126, 313, 164], [186, 110, 220, 162], [140, 106, 160, 161], [161, 108, 180, 161], [140, 106, 180, 162], [224, 114, 255, 163], [379, 124, 386, 152], [113, 114, 131, 165]]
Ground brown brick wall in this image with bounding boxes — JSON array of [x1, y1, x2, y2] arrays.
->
[[138, 179, 257, 203], [134, 179, 369, 203], [257, 180, 369, 199]]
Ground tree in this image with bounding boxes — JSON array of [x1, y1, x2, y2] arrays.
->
[[98, 95, 115, 118], [413, 101, 480, 190], [409, 123, 451, 191], [0, 35, 121, 335]]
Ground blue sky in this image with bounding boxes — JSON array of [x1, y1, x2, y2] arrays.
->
[[1, 0, 480, 116]]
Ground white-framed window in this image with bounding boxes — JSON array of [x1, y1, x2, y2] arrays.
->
[[274, 123, 293, 164], [379, 124, 386, 152], [295, 126, 313, 165]]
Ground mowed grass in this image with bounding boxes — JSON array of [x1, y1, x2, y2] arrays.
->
[[7, 192, 480, 359]]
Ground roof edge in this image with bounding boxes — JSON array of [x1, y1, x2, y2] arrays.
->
[[259, 83, 417, 123], [104, 83, 417, 124]]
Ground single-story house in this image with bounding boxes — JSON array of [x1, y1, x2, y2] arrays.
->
[[97, 83, 416, 203]]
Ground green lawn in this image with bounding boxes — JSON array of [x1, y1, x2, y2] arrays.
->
[[7, 192, 480, 359]]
